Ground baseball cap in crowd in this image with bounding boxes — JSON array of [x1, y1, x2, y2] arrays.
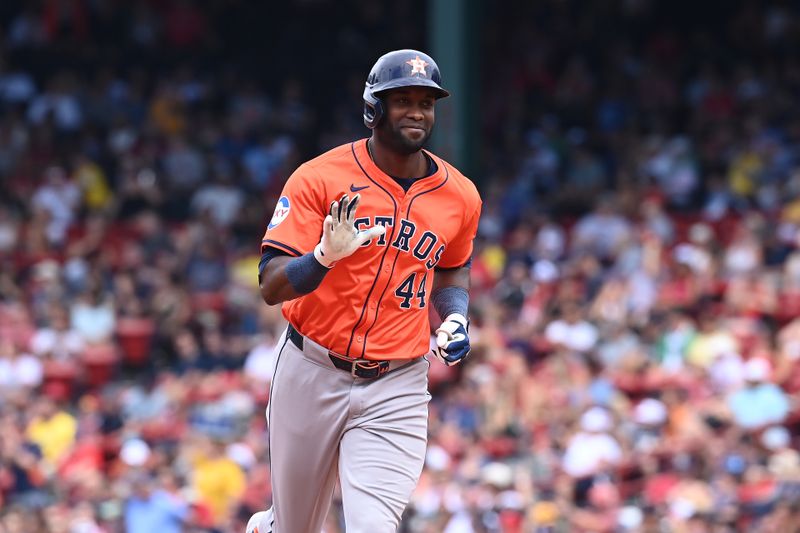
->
[[670, 498, 696, 520], [761, 426, 790, 451], [633, 398, 668, 426], [497, 489, 525, 511], [532, 259, 559, 283], [119, 438, 151, 467], [424, 444, 451, 472], [618, 506, 644, 530], [481, 462, 514, 489], [227, 442, 257, 470], [743, 358, 771, 382], [580, 407, 613, 432], [672, 243, 702, 271]]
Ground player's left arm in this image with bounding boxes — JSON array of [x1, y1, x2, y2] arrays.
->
[[432, 265, 470, 295], [430, 184, 481, 366], [430, 264, 472, 366]]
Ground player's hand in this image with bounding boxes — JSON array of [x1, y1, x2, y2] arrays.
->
[[434, 313, 470, 366], [313, 194, 385, 268]]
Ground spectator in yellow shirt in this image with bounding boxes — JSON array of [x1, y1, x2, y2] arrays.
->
[[190, 436, 246, 526], [25, 397, 77, 467]]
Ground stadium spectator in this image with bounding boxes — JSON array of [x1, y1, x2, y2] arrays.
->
[[123, 470, 189, 533], [726, 358, 790, 431]]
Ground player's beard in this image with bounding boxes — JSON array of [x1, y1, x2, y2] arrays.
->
[[379, 121, 432, 155]]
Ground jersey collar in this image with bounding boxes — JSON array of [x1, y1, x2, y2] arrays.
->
[[353, 138, 447, 195]]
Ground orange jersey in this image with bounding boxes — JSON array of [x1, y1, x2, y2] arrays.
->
[[261, 139, 482, 360]]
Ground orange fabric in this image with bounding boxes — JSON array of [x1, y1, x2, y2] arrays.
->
[[261, 139, 481, 360]]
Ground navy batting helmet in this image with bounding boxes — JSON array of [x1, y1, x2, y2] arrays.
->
[[363, 49, 450, 129]]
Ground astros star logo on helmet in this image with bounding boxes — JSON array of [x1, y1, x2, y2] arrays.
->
[[406, 56, 428, 76]]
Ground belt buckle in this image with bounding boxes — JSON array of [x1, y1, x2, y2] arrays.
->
[[351, 358, 374, 378], [327, 350, 366, 378], [328, 350, 387, 378]]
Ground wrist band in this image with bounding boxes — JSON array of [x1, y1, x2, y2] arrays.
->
[[286, 252, 331, 294], [431, 286, 469, 321]]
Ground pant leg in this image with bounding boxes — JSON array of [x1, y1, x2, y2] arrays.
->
[[267, 331, 352, 533], [338, 358, 430, 533]]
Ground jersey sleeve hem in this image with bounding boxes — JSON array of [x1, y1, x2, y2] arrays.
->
[[435, 257, 472, 271], [261, 239, 303, 257]]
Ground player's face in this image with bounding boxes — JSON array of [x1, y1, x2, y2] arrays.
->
[[378, 87, 436, 154]]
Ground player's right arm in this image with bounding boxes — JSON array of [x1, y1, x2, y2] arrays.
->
[[259, 189, 384, 306]]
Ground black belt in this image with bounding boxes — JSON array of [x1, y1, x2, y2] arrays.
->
[[287, 323, 391, 379]]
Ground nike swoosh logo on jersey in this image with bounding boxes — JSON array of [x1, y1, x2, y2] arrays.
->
[[350, 184, 369, 192]]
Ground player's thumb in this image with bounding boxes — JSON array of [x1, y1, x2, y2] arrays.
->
[[356, 224, 386, 245]]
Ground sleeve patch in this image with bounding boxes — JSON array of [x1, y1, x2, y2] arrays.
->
[[268, 196, 291, 229]]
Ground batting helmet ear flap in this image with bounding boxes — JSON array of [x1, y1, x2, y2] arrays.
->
[[363, 86, 383, 129]]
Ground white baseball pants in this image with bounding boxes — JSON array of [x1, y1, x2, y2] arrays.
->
[[259, 326, 430, 533]]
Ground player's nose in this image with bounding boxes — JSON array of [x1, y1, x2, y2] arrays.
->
[[405, 105, 424, 120]]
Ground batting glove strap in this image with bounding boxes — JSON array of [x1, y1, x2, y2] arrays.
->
[[313, 242, 338, 269], [434, 313, 470, 366]]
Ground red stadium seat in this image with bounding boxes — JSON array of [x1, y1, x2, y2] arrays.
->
[[42, 359, 79, 401], [81, 343, 119, 389], [116, 317, 155, 367]]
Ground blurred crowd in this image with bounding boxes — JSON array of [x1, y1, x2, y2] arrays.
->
[[3, 0, 800, 532]]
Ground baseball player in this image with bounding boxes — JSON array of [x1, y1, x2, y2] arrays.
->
[[247, 49, 481, 533]]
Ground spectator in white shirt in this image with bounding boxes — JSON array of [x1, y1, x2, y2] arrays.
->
[[545, 302, 599, 353], [243, 334, 278, 385], [727, 358, 790, 431], [562, 407, 624, 511], [571, 196, 632, 261], [190, 167, 245, 228], [70, 287, 116, 345], [31, 166, 81, 246], [30, 305, 85, 360], [0, 337, 43, 393], [562, 407, 623, 480], [563, 406, 625, 509]]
